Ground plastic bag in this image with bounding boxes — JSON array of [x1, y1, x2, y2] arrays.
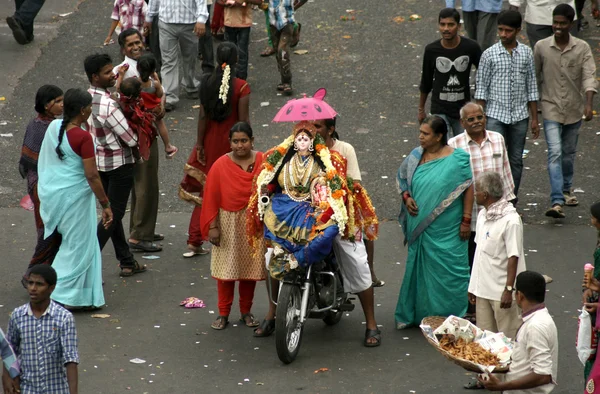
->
[[577, 309, 593, 365]]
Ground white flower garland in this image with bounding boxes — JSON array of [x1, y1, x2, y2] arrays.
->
[[218, 64, 231, 104]]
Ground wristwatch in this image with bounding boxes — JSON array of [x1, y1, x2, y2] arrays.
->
[[505, 286, 514, 292]]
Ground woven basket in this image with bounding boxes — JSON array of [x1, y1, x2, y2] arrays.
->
[[421, 316, 509, 373]]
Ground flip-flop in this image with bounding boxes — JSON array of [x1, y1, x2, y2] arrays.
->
[[364, 328, 381, 347], [253, 319, 275, 337]]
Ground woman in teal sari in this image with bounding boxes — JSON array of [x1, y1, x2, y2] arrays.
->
[[38, 88, 113, 309], [395, 115, 474, 329]]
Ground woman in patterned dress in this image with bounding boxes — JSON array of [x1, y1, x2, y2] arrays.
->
[[200, 122, 266, 330]]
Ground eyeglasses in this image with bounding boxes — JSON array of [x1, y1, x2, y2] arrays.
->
[[465, 115, 485, 123]]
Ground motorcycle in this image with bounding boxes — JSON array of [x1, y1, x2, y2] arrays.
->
[[268, 253, 355, 364]]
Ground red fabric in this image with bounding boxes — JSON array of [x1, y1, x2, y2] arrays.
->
[[200, 152, 264, 237], [211, 2, 225, 32], [119, 95, 157, 161], [188, 205, 202, 247], [217, 280, 257, 316], [140, 91, 161, 110], [66, 127, 95, 159], [180, 78, 251, 196]]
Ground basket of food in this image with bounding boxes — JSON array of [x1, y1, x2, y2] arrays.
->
[[420, 315, 512, 373]]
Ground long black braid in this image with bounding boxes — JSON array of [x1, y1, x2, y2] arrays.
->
[[55, 88, 93, 160], [55, 116, 70, 160]]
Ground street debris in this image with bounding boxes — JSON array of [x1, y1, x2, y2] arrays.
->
[[294, 49, 309, 55], [409, 14, 422, 21], [260, 102, 270, 107], [314, 367, 329, 374], [574, 188, 585, 193], [0, 133, 13, 137], [393, 16, 405, 24], [91, 314, 111, 319], [129, 358, 146, 364], [142, 255, 160, 260]]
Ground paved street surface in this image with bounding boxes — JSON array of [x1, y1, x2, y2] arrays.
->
[[0, 0, 599, 392]]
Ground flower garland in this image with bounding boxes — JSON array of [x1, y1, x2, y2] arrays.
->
[[255, 132, 349, 234], [218, 63, 230, 104]]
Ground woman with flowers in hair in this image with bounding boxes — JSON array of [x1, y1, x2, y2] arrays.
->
[[179, 42, 251, 258], [37, 88, 112, 309]]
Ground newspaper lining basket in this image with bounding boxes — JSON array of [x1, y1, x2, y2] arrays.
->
[[421, 316, 509, 374]]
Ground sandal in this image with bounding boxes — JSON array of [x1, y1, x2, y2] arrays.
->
[[153, 233, 165, 241], [183, 244, 211, 258], [253, 319, 275, 337], [120, 261, 147, 277], [464, 379, 485, 390], [364, 328, 381, 347], [563, 191, 579, 206], [372, 279, 385, 288], [545, 204, 565, 218], [240, 313, 260, 327], [280, 83, 293, 96], [211, 315, 229, 330], [129, 240, 163, 252], [260, 46, 276, 57]]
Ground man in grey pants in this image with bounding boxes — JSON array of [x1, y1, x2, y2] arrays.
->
[[144, 0, 209, 112], [446, 0, 502, 51]]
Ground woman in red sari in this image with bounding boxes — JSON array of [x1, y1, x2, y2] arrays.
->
[[201, 122, 266, 330], [179, 42, 251, 257]]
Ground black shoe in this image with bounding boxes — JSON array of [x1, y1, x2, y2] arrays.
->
[[6, 16, 28, 45]]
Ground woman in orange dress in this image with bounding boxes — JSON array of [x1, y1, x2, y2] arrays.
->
[[201, 122, 265, 330]]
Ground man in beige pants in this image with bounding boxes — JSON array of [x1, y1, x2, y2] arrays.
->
[[465, 172, 526, 389]]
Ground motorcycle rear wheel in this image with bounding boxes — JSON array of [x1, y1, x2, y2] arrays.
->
[[275, 283, 304, 364]]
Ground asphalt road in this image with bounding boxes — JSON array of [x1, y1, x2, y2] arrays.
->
[[0, 0, 599, 392]]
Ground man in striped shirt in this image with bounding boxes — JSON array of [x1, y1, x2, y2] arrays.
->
[[84, 53, 144, 277], [143, 0, 209, 111], [448, 102, 515, 336]]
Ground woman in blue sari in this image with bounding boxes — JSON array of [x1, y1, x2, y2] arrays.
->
[[37, 88, 113, 309], [395, 115, 474, 329]]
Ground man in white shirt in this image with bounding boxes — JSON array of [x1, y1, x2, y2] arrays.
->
[[508, 0, 576, 48], [143, 0, 209, 111], [469, 172, 525, 339], [113, 29, 144, 80], [479, 270, 558, 393]]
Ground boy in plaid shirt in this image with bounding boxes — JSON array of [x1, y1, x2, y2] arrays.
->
[[3, 265, 79, 394], [104, 0, 147, 46]]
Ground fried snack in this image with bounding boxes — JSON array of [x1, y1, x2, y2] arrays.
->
[[439, 335, 501, 367]]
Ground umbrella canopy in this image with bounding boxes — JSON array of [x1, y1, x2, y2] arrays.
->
[[272, 88, 338, 122]]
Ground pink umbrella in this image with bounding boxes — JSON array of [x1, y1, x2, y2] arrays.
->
[[272, 88, 338, 122]]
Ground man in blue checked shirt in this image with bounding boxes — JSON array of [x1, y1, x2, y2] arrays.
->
[[475, 10, 540, 204], [4, 265, 79, 394], [446, 0, 502, 51]]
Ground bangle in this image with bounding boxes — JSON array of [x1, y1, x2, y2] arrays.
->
[[100, 200, 111, 209]]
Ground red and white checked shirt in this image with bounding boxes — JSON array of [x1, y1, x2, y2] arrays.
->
[[87, 86, 138, 172], [111, 0, 147, 35], [448, 130, 515, 230]]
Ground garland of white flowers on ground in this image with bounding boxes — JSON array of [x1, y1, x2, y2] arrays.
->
[[256, 132, 348, 234]]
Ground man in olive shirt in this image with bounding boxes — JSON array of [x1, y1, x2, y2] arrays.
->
[[534, 4, 596, 219]]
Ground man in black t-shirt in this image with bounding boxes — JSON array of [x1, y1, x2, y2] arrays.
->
[[418, 8, 482, 136]]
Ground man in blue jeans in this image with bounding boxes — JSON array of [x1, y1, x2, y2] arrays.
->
[[534, 4, 596, 218], [475, 10, 539, 204], [6, 0, 45, 45]]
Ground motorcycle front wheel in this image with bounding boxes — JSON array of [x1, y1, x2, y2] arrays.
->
[[275, 283, 304, 364]]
